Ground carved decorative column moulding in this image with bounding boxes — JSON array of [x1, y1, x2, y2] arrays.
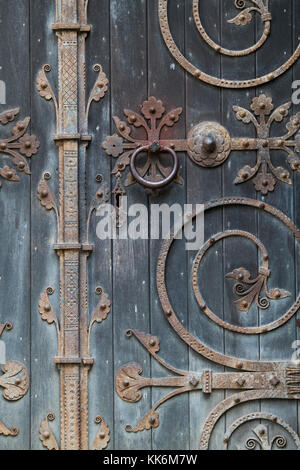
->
[[36, 0, 110, 450], [0, 323, 29, 438]]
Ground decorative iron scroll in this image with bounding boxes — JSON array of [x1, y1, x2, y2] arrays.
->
[[102, 96, 183, 198], [36, 0, 110, 450], [104, 95, 300, 196], [116, 198, 300, 449], [0, 108, 40, 189], [0, 323, 29, 438], [159, 0, 300, 88], [222, 412, 300, 450]]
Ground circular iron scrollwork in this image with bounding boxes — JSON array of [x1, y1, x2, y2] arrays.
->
[[192, 229, 294, 334], [158, 0, 300, 88], [193, 0, 271, 57], [223, 412, 300, 450], [157, 198, 300, 358]]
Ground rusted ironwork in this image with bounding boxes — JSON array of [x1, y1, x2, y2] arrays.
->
[[193, 229, 293, 334], [39, 412, 110, 451], [159, 0, 300, 88], [116, 329, 300, 447], [0, 323, 29, 438], [102, 96, 183, 196], [222, 412, 300, 450], [116, 198, 300, 448], [36, 0, 110, 450], [193, 0, 271, 57], [0, 108, 40, 189], [105, 95, 300, 195]]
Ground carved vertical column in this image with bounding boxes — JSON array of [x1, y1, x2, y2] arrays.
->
[[37, 0, 110, 451]]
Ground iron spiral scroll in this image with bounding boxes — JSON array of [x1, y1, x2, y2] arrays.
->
[[158, 0, 300, 88], [116, 198, 300, 449]]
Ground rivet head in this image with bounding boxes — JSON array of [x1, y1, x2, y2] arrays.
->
[[99, 432, 106, 439], [100, 303, 107, 311], [0, 142, 7, 150], [119, 124, 125, 132], [234, 397, 240, 404], [149, 416, 156, 425], [166, 309, 172, 316], [40, 81, 48, 90], [170, 114, 176, 121], [6, 170, 13, 179], [241, 301, 248, 309], [202, 134, 216, 154], [130, 115, 136, 122], [41, 189, 49, 198], [123, 379, 130, 388], [238, 273, 244, 281], [43, 431, 50, 439], [25, 141, 31, 148], [149, 338, 156, 347], [14, 378, 21, 386], [18, 162, 25, 170], [149, 107, 156, 114], [237, 362, 243, 369], [5, 113, 12, 120], [262, 140, 269, 148], [44, 304, 51, 312], [189, 377, 199, 388], [270, 375, 280, 387], [258, 426, 265, 436]]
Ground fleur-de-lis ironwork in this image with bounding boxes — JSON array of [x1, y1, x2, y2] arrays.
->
[[0, 322, 29, 437], [233, 94, 300, 194], [102, 96, 183, 192], [0, 108, 40, 189]]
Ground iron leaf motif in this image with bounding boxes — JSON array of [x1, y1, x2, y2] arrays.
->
[[91, 416, 111, 450], [103, 96, 183, 194], [226, 266, 291, 313], [233, 95, 300, 194], [0, 109, 40, 189], [39, 414, 59, 451]]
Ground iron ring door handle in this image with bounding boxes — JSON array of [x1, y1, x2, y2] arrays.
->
[[130, 144, 179, 189]]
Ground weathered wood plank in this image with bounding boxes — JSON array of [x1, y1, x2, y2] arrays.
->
[[186, 0, 225, 451], [148, 0, 189, 450], [110, 0, 151, 450], [0, 0, 31, 451], [30, 0, 60, 450]]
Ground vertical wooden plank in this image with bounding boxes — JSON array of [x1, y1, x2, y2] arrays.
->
[[221, 0, 259, 451], [85, 0, 114, 451], [185, 0, 225, 450], [30, 0, 60, 450], [110, 0, 151, 450], [0, 0, 31, 450], [256, 0, 298, 446], [148, 0, 189, 450]]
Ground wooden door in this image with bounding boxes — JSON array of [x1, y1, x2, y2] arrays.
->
[[0, 0, 300, 450]]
